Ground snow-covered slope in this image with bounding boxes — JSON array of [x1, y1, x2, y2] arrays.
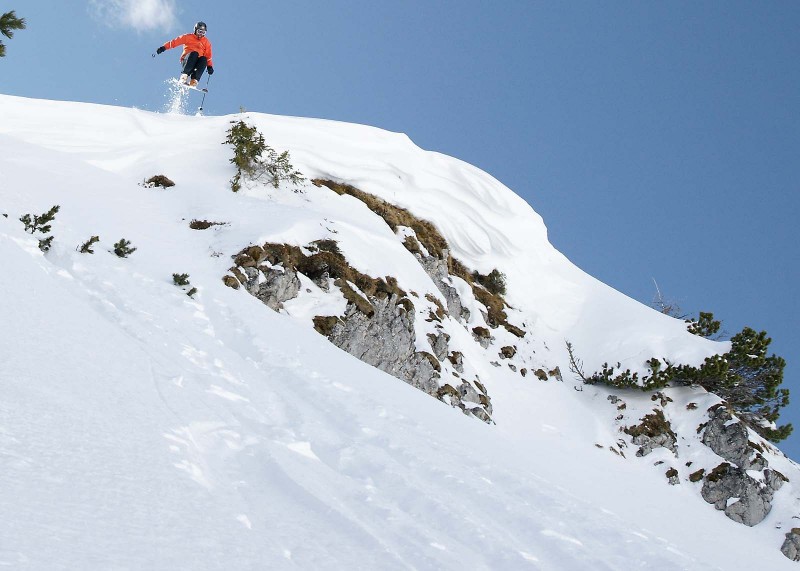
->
[[1, 93, 798, 569]]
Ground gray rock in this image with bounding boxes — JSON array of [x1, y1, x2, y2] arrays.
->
[[624, 410, 677, 457], [632, 432, 678, 458], [242, 265, 301, 310], [448, 351, 464, 374], [701, 464, 785, 526], [470, 407, 492, 423], [666, 467, 680, 486], [781, 529, 800, 561], [472, 328, 493, 349], [417, 252, 470, 322], [427, 331, 451, 362], [702, 405, 766, 471], [325, 295, 441, 396], [458, 380, 482, 406], [438, 380, 493, 422]]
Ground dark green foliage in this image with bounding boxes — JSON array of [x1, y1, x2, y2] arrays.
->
[[20, 205, 59, 234], [0, 11, 25, 58], [685, 326, 791, 442], [578, 312, 792, 443], [37, 235, 54, 252], [585, 357, 677, 391], [473, 269, 507, 296], [686, 311, 721, 338], [113, 239, 136, 258], [224, 119, 305, 192], [79, 235, 100, 254], [20, 205, 59, 252], [172, 273, 196, 297]]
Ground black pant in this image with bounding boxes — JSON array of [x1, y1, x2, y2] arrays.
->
[[181, 51, 207, 81]]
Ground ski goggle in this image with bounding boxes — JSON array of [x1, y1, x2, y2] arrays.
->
[[195, 28, 206, 36]]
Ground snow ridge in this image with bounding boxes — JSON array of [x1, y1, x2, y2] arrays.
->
[[1, 93, 798, 569]]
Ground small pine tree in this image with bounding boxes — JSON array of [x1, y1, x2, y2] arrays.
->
[[710, 327, 791, 441], [0, 11, 25, 58], [20, 205, 59, 235], [20, 205, 59, 252], [686, 311, 721, 338], [79, 236, 100, 254], [473, 269, 507, 296], [37, 235, 54, 252], [224, 119, 305, 192], [172, 273, 196, 297], [113, 239, 137, 258]]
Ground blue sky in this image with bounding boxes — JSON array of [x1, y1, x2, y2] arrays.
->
[[3, 1, 799, 457]]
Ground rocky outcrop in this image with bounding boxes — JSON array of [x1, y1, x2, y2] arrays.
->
[[697, 404, 787, 528], [701, 463, 785, 526], [223, 180, 532, 424], [437, 380, 493, 423], [781, 529, 800, 561], [225, 241, 494, 422], [240, 265, 301, 311], [417, 252, 471, 322], [702, 404, 767, 471], [427, 331, 451, 362], [324, 294, 441, 396], [624, 409, 677, 457]]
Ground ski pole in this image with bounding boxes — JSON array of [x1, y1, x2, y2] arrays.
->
[[199, 75, 211, 112]]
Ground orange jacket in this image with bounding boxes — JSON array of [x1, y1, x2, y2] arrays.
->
[[162, 33, 213, 68]]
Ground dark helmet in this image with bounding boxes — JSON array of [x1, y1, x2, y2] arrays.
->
[[194, 21, 207, 32]]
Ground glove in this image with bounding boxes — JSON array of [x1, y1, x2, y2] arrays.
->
[[207, 66, 214, 75], [156, 46, 166, 54]]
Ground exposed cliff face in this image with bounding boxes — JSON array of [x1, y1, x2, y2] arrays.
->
[[701, 463, 786, 526], [224, 241, 501, 421], [699, 405, 787, 526], [322, 294, 442, 396]]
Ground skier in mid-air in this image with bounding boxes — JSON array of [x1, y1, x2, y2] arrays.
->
[[155, 21, 214, 87]]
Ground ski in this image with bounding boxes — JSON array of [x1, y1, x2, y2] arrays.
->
[[178, 83, 208, 93], [169, 77, 208, 93]]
